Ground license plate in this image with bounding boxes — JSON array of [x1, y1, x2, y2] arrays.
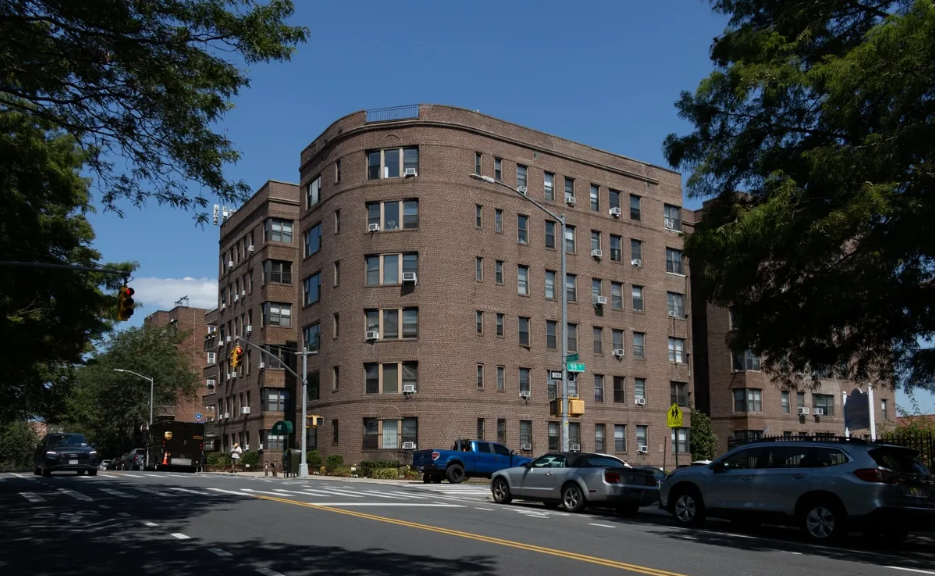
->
[[909, 486, 924, 497], [69, 459, 78, 465]]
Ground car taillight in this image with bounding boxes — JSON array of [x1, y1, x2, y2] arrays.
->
[[854, 468, 898, 484], [431, 451, 440, 461], [604, 471, 621, 484], [645, 476, 658, 487]]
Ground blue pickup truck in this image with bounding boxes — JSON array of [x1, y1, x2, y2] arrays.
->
[[411, 439, 532, 484]]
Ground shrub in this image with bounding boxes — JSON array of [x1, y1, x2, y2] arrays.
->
[[207, 452, 231, 466], [329, 465, 352, 477], [240, 450, 259, 467], [325, 454, 344, 470], [359, 459, 398, 478], [306, 450, 322, 469], [370, 467, 399, 480]]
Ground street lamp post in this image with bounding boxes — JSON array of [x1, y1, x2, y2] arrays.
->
[[470, 174, 571, 451], [113, 369, 154, 468]]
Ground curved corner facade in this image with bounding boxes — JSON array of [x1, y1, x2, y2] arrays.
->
[[290, 104, 693, 467]]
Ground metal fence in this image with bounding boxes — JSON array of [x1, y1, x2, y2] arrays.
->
[[365, 104, 420, 123]]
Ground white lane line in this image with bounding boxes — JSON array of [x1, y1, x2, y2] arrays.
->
[[166, 474, 189, 478], [255, 568, 284, 576], [207, 488, 248, 496], [887, 568, 935, 575], [98, 488, 134, 498], [143, 522, 158, 527], [19, 492, 44, 503], [58, 488, 92, 501], [169, 487, 211, 495], [474, 507, 495, 511], [170, 533, 191, 540], [144, 474, 160, 478], [208, 548, 232, 557], [588, 523, 615, 529], [11, 473, 28, 479]]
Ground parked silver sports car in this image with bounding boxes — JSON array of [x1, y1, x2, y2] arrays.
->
[[490, 452, 660, 513]]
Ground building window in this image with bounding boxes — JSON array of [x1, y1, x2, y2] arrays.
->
[[565, 225, 576, 253], [664, 204, 682, 231], [610, 235, 622, 262], [497, 366, 505, 391], [517, 215, 529, 244], [546, 321, 557, 350], [589, 184, 600, 211], [262, 388, 288, 412], [494, 158, 502, 181], [263, 431, 285, 451], [497, 418, 507, 444], [609, 283, 623, 311], [307, 174, 321, 208], [797, 392, 806, 410], [366, 253, 418, 286], [304, 223, 322, 257], [592, 279, 602, 302], [636, 426, 648, 450], [335, 159, 341, 183], [517, 165, 527, 189], [519, 368, 530, 395], [594, 374, 604, 403], [666, 248, 684, 275], [307, 371, 320, 401], [732, 350, 761, 372], [332, 366, 339, 391], [366, 308, 418, 339], [593, 327, 603, 354], [331, 420, 339, 445], [475, 152, 482, 175], [667, 292, 685, 318], [364, 361, 418, 394], [671, 429, 689, 453], [477, 418, 485, 440], [496, 313, 504, 337], [207, 352, 216, 365], [567, 323, 578, 352], [632, 286, 644, 312], [813, 394, 835, 416], [544, 270, 556, 299], [265, 218, 293, 243], [520, 421, 532, 448], [495, 261, 504, 284], [548, 374, 557, 400], [303, 273, 321, 306], [668, 338, 685, 363], [614, 425, 627, 452], [303, 323, 320, 353], [518, 317, 530, 347], [591, 231, 601, 253], [475, 205, 483, 228], [517, 265, 529, 295], [549, 422, 560, 450], [495, 209, 503, 233], [544, 173, 555, 201], [882, 399, 888, 420], [262, 303, 292, 327], [729, 307, 741, 330], [263, 260, 293, 285], [670, 381, 689, 407], [545, 221, 556, 249], [609, 189, 620, 211], [634, 378, 646, 401], [367, 199, 419, 231], [569, 422, 581, 449], [612, 329, 624, 353], [631, 239, 643, 264], [781, 391, 791, 414], [333, 261, 340, 286], [476, 311, 483, 335], [565, 274, 577, 302], [564, 177, 574, 200], [733, 388, 763, 412], [612, 376, 626, 403], [333, 312, 340, 338], [595, 424, 605, 452], [477, 364, 484, 389], [476, 256, 483, 281], [630, 195, 641, 220], [367, 147, 418, 179]]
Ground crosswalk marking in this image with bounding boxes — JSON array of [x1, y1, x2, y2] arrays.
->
[[297, 488, 333, 496], [169, 487, 210, 495], [98, 488, 134, 499], [58, 488, 92, 501], [365, 490, 424, 499], [207, 487, 248, 496], [135, 487, 176, 497], [318, 488, 365, 498], [19, 492, 44, 502]]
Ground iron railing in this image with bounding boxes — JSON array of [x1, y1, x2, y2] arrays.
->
[[365, 104, 420, 123]]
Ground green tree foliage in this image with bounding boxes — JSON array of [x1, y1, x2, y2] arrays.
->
[[0, 0, 308, 221], [0, 109, 135, 424], [664, 1, 935, 391], [0, 422, 39, 471], [689, 408, 718, 461], [65, 325, 200, 456]]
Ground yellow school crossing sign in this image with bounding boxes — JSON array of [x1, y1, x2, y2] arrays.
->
[[667, 404, 684, 428]]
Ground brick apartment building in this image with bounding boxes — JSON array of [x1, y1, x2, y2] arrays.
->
[[689, 208, 896, 454], [205, 104, 696, 467], [143, 305, 210, 423]]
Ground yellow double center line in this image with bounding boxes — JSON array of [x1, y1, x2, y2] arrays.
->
[[250, 493, 689, 576]]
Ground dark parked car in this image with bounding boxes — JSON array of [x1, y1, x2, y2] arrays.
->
[[34, 433, 99, 476]]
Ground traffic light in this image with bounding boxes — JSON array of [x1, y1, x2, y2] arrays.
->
[[117, 285, 135, 321], [231, 345, 244, 369], [306, 415, 323, 429]]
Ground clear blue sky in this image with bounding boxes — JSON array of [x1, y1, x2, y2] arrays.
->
[[84, 0, 934, 413]]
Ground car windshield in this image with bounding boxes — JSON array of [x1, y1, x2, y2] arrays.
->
[[47, 434, 89, 448], [869, 447, 930, 475]]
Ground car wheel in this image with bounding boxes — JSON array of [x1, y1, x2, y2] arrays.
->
[[800, 500, 845, 541], [432, 474, 443, 484], [446, 464, 465, 484], [671, 489, 705, 527], [562, 483, 587, 513], [41, 467, 51, 477], [492, 478, 512, 504]]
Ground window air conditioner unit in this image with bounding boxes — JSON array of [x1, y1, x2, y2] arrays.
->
[[593, 295, 607, 306], [234, 294, 239, 302], [613, 348, 625, 358], [259, 362, 265, 370], [241, 407, 250, 415], [223, 413, 229, 420], [517, 185, 527, 195], [402, 384, 416, 394], [591, 249, 603, 259], [404, 168, 418, 177], [368, 223, 380, 232], [246, 325, 252, 333], [609, 207, 622, 218], [221, 303, 226, 310], [519, 390, 531, 400], [814, 408, 825, 416], [667, 311, 679, 318], [231, 371, 237, 379], [520, 443, 532, 451], [228, 260, 234, 268], [226, 373, 231, 380], [241, 290, 246, 297], [635, 398, 646, 406], [248, 245, 254, 253], [637, 445, 649, 454], [797, 407, 810, 415], [206, 379, 216, 388], [402, 441, 417, 450], [570, 444, 581, 451], [631, 258, 642, 267], [402, 272, 418, 284], [565, 195, 576, 206], [365, 331, 380, 341]]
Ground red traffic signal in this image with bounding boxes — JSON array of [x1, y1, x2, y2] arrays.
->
[[117, 285, 135, 321]]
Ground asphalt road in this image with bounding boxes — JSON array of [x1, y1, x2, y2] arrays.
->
[[1, 470, 933, 576]]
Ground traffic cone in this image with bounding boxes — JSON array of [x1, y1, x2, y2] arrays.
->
[[162, 452, 168, 465]]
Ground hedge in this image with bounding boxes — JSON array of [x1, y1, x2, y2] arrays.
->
[[359, 459, 398, 478], [329, 465, 352, 477], [207, 452, 231, 466], [240, 450, 259, 467], [306, 450, 322, 469], [325, 454, 344, 470], [370, 467, 399, 480]]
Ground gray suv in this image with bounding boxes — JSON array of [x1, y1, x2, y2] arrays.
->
[[659, 438, 934, 543]]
